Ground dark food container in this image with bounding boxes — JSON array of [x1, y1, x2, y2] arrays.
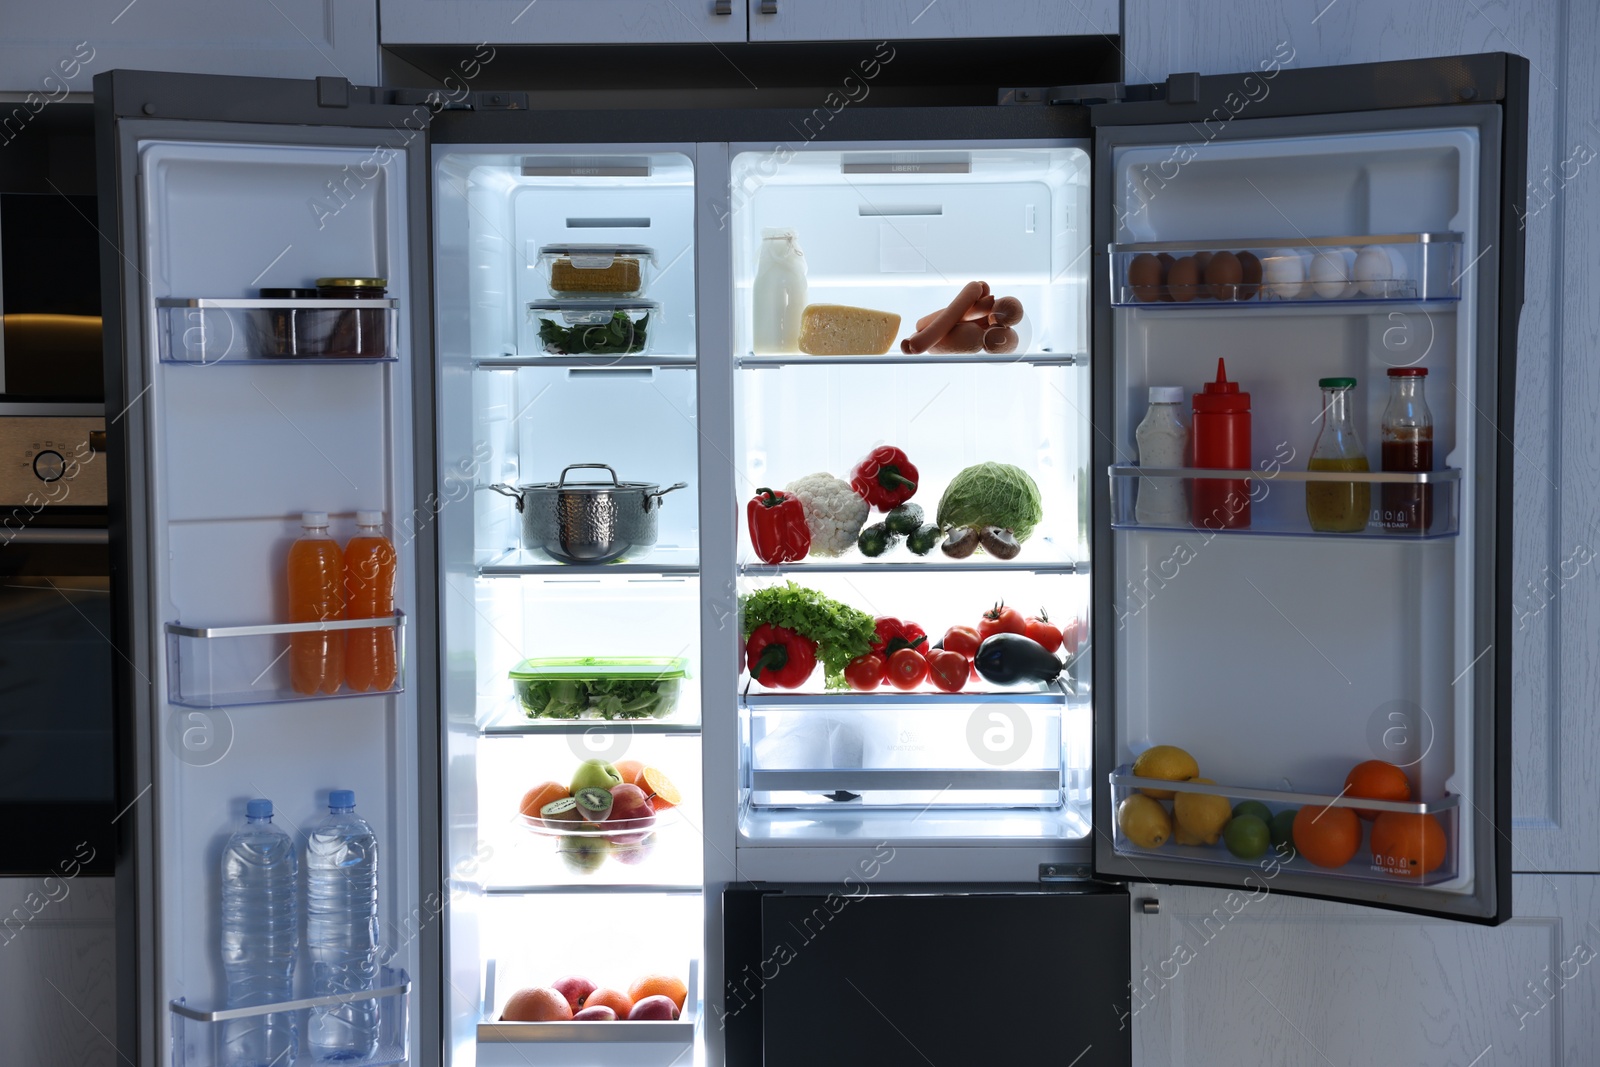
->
[[257, 287, 320, 358], [314, 276, 389, 358]]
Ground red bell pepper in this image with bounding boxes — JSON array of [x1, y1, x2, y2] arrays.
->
[[745, 624, 818, 689], [870, 616, 927, 658], [747, 487, 811, 564], [850, 446, 919, 511]]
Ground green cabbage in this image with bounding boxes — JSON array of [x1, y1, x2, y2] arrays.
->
[[936, 462, 1044, 542]]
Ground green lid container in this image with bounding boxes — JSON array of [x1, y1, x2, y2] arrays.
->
[[510, 656, 690, 721]]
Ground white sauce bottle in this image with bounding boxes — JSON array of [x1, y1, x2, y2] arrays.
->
[[752, 228, 807, 353], [1135, 386, 1190, 525]]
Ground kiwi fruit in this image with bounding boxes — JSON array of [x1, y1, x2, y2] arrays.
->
[[575, 786, 615, 823]]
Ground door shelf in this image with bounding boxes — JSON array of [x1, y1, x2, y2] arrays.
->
[[1108, 465, 1460, 539], [170, 968, 409, 1067], [157, 298, 399, 364], [1109, 233, 1462, 308], [738, 351, 1085, 368], [1109, 766, 1461, 886], [165, 614, 405, 708], [479, 959, 697, 1048]]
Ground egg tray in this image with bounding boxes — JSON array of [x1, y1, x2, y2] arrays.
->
[[1109, 233, 1463, 307]]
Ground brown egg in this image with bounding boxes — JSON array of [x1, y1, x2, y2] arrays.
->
[[1128, 253, 1163, 302], [1156, 254, 1177, 300], [1193, 251, 1214, 276], [1167, 256, 1201, 302], [1206, 251, 1243, 301], [1237, 251, 1262, 300]]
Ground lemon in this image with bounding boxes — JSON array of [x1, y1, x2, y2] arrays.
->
[[1172, 778, 1232, 845], [1117, 794, 1172, 849], [1173, 824, 1210, 846], [1132, 745, 1200, 799]]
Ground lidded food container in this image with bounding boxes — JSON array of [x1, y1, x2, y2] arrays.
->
[[314, 276, 389, 358], [537, 244, 656, 297], [256, 287, 320, 358], [528, 298, 658, 356], [509, 655, 691, 720]]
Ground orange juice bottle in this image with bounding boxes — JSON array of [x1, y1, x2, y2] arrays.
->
[[288, 511, 345, 695], [343, 510, 397, 692]]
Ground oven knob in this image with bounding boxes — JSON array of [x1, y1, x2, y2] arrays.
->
[[33, 450, 67, 482]]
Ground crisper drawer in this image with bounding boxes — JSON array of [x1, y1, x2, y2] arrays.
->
[[744, 697, 1079, 811]]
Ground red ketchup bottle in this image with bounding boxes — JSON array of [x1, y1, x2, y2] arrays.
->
[[1190, 358, 1252, 529]]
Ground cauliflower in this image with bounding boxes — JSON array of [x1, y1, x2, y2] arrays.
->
[[784, 472, 869, 557]]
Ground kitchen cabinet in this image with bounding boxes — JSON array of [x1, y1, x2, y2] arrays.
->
[[0, 878, 115, 1067], [0, 0, 378, 93], [747, 0, 1117, 42], [379, 0, 747, 47], [1123, 0, 1599, 877], [1128, 876, 1600, 1066]]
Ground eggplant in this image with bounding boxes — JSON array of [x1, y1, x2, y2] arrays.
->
[[973, 632, 1063, 686]]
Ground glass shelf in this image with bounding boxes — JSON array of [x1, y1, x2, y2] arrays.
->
[[480, 697, 701, 737], [475, 354, 696, 370], [740, 680, 1073, 706], [738, 351, 1084, 368], [170, 968, 409, 1067], [1108, 465, 1460, 539], [1108, 765, 1461, 886], [739, 556, 1088, 576], [165, 614, 404, 708], [157, 298, 399, 364], [1109, 232, 1462, 308], [478, 958, 697, 1050], [478, 545, 699, 577]]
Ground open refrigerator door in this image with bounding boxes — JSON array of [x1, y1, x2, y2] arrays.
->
[[1088, 54, 1527, 923], [97, 72, 440, 1066]]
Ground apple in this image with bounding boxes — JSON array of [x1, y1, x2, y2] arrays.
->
[[605, 783, 657, 844], [573, 1005, 617, 1021], [612, 833, 657, 866], [628, 994, 680, 1021], [557, 835, 610, 874], [570, 758, 622, 795], [551, 975, 596, 1012], [501, 987, 572, 1022]]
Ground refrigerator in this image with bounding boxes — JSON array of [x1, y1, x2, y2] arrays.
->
[[96, 49, 1526, 1067]]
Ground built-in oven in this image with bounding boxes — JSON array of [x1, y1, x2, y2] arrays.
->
[[0, 405, 115, 876]]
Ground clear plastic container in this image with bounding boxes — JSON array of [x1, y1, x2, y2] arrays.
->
[[528, 299, 658, 356], [537, 244, 656, 297], [509, 656, 690, 720]]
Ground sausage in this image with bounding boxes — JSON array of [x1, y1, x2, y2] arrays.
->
[[989, 296, 1023, 328], [902, 280, 987, 354], [929, 320, 985, 354], [913, 295, 995, 333], [982, 325, 1019, 354]]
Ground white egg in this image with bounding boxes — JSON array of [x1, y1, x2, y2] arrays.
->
[[1261, 249, 1307, 300], [1353, 245, 1404, 297], [1309, 248, 1356, 299]]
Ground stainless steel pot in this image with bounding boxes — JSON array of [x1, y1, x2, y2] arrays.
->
[[489, 463, 687, 565]]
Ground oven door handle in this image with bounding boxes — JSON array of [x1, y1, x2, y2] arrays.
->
[[3, 527, 108, 545]]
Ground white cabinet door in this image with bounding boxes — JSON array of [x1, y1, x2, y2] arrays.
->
[[0, 878, 116, 1067], [381, 0, 746, 45], [748, 0, 1116, 42], [1127, 877, 1600, 1066], [1119, 0, 1598, 874], [0, 1, 378, 92]]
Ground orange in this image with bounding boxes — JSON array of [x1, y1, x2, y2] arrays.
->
[[615, 760, 647, 789], [585, 988, 633, 1019], [519, 781, 569, 821], [502, 987, 572, 1022], [643, 767, 681, 811], [1344, 760, 1412, 821], [1292, 804, 1362, 869], [628, 974, 687, 1012], [1369, 812, 1447, 877]]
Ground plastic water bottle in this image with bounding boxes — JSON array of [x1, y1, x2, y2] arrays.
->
[[221, 798, 299, 1067], [306, 790, 380, 1061]]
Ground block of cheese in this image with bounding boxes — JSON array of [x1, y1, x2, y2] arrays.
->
[[797, 304, 902, 356]]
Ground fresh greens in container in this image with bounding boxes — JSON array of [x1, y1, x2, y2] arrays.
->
[[530, 299, 655, 356], [510, 656, 689, 719]]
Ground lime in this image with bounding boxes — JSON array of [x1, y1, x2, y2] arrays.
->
[[1223, 814, 1270, 859], [1233, 800, 1273, 824], [1270, 808, 1298, 858]]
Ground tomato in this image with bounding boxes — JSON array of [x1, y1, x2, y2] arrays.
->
[[1059, 616, 1085, 655], [978, 602, 1026, 641], [926, 649, 969, 693], [942, 625, 981, 660], [871, 617, 928, 657], [1023, 611, 1063, 654], [886, 648, 929, 690], [844, 653, 886, 691]]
